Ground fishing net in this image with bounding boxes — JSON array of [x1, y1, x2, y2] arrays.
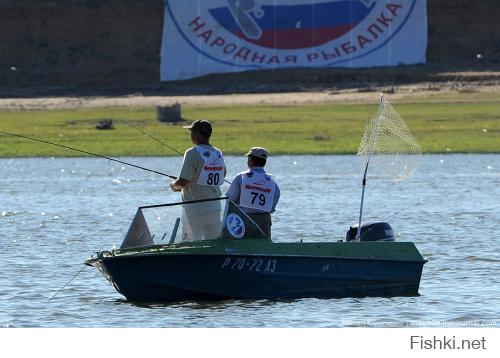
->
[[357, 95, 422, 182]]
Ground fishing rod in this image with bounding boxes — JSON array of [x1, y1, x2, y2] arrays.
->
[[0, 130, 177, 179], [120, 121, 233, 185], [120, 121, 183, 156]]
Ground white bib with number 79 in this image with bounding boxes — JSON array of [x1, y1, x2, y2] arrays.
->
[[240, 171, 275, 212], [195, 145, 225, 187]]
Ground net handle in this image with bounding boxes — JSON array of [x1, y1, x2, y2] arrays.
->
[[355, 93, 384, 241]]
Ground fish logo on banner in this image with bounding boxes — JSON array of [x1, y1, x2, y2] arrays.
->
[[211, 0, 375, 50], [162, 0, 427, 80]]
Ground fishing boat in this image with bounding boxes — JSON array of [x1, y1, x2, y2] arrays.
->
[[85, 197, 426, 302], [85, 95, 426, 302]]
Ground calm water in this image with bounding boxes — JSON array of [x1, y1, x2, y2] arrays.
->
[[0, 155, 499, 327]]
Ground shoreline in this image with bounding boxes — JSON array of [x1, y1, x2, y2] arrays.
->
[[1, 82, 500, 112]]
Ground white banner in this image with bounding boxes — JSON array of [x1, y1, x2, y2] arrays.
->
[[160, 0, 428, 81]]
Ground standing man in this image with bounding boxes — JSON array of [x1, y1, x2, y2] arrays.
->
[[226, 147, 280, 239], [170, 119, 226, 241]]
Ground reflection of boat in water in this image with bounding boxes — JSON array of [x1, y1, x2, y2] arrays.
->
[[209, 0, 376, 49], [86, 197, 426, 302]]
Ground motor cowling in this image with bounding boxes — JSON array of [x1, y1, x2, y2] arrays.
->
[[346, 222, 395, 242]]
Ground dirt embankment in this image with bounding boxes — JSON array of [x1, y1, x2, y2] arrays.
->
[[1, 0, 500, 96], [2, 82, 499, 112]]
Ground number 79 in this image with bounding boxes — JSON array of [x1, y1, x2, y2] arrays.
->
[[250, 191, 266, 206]]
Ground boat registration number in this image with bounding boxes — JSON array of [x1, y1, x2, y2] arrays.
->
[[221, 257, 277, 273]]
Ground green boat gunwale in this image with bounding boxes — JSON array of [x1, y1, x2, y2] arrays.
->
[[86, 238, 427, 265]]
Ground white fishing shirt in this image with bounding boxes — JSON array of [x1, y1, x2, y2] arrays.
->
[[194, 145, 226, 187], [239, 169, 276, 212]]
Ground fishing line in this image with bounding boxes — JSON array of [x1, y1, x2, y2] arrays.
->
[[0, 130, 177, 179], [355, 199, 426, 241], [381, 200, 425, 222], [48, 265, 86, 302]]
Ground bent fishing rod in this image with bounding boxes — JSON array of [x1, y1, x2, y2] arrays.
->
[[0, 130, 177, 179], [120, 121, 233, 185]]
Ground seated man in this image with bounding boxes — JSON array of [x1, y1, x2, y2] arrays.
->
[[226, 147, 280, 239]]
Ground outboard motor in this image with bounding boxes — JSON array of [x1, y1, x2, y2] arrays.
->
[[346, 222, 395, 242]]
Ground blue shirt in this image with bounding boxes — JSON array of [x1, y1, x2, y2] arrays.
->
[[226, 167, 280, 214]]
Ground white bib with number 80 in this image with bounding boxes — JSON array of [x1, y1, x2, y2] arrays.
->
[[240, 171, 275, 212], [195, 145, 225, 187]]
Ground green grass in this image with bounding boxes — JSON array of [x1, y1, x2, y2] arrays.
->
[[0, 96, 499, 157]]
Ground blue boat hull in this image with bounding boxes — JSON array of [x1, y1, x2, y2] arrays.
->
[[91, 252, 424, 302]]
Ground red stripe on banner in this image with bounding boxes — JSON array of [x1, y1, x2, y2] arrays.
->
[[235, 24, 357, 50]]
